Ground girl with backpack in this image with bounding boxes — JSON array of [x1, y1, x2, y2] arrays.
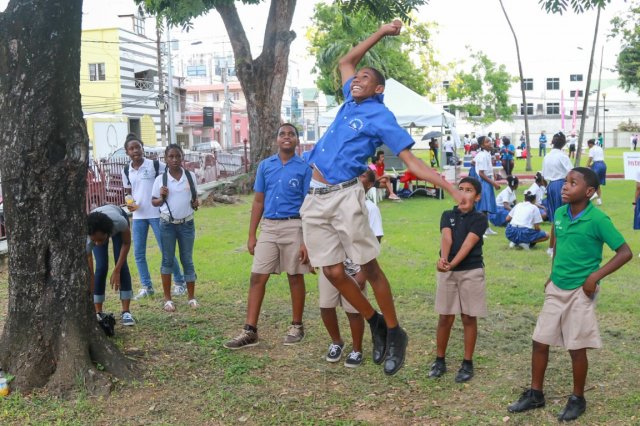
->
[[151, 144, 200, 312], [122, 134, 186, 300]]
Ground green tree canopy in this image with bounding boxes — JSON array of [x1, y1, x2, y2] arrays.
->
[[539, 0, 612, 14], [446, 51, 516, 125], [307, 3, 443, 102], [610, 1, 640, 94]]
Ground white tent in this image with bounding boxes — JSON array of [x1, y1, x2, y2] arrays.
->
[[318, 78, 456, 128]]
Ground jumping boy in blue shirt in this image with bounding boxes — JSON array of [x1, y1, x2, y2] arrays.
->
[[302, 20, 466, 375]]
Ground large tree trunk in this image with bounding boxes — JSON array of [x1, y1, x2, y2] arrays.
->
[[0, 0, 134, 395], [217, 0, 297, 167]]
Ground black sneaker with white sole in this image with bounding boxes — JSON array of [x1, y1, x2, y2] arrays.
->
[[325, 343, 344, 362], [344, 351, 363, 368]]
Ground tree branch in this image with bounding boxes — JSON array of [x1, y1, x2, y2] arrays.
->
[[215, 3, 252, 69]]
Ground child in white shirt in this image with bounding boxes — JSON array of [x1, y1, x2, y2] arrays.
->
[[505, 191, 549, 250]]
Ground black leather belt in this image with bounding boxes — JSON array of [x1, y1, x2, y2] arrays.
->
[[308, 178, 359, 195], [265, 216, 301, 220]]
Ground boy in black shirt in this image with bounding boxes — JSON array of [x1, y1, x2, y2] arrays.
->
[[428, 177, 488, 382]]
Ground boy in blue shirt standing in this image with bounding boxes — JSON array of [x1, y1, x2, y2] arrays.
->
[[507, 167, 632, 421], [302, 20, 465, 375], [224, 124, 312, 349]]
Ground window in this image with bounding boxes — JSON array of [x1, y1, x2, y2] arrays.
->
[[186, 65, 206, 77], [442, 80, 450, 90], [191, 93, 199, 102], [546, 78, 560, 90], [571, 110, 583, 117], [89, 63, 106, 81], [212, 93, 219, 102], [520, 103, 533, 115], [570, 74, 583, 82], [134, 16, 145, 36], [570, 90, 584, 98], [546, 102, 560, 115], [522, 78, 533, 91], [233, 92, 240, 101]]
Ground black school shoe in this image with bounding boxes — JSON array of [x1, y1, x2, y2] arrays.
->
[[507, 388, 546, 413], [557, 395, 586, 422], [383, 327, 408, 376], [369, 315, 387, 365], [428, 359, 446, 378], [455, 363, 474, 383]]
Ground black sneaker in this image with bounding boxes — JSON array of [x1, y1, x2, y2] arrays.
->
[[557, 394, 586, 422], [507, 388, 546, 413], [325, 343, 344, 363], [428, 359, 447, 378], [369, 315, 387, 365], [383, 327, 408, 376], [455, 363, 474, 383], [344, 351, 363, 368]]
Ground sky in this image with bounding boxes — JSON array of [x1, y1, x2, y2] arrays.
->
[[0, 0, 631, 86]]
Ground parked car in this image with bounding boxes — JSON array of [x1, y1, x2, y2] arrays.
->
[[193, 141, 222, 153]]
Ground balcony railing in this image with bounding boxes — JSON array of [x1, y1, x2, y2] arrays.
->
[[134, 79, 154, 91]]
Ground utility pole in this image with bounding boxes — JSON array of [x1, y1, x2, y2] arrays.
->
[[155, 22, 167, 145], [592, 45, 604, 133], [221, 56, 232, 150], [166, 22, 176, 146]]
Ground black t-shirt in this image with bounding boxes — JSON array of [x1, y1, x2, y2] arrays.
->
[[439, 206, 488, 271]]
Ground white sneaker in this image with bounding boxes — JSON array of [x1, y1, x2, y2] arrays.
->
[[518, 243, 531, 250], [172, 284, 187, 296], [509, 242, 516, 249], [121, 312, 136, 326], [485, 228, 498, 236], [546, 248, 554, 257], [134, 288, 154, 300]]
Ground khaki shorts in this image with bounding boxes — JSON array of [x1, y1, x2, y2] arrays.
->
[[318, 268, 366, 314], [532, 281, 601, 350], [435, 268, 487, 317], [251, 219, 311, 275], [301, 183, 380, 267]]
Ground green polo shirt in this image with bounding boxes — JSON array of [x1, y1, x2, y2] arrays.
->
[[551, 203, 626, 290]]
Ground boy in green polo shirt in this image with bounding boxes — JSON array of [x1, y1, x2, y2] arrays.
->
[[507, 167, 632, 422]]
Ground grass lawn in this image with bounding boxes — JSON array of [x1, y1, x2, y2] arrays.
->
[[1, 180, 639, 424], [414, 147, 633, 175]]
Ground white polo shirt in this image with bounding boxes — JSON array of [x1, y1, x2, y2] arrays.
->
[[122, 158, 167, 220], [589, 145, 605, 162], [366, 199, 384, 237], [526, 182, 546, 205], [474, 150, 493, 178], [443, 140, 454, 153], [508, 201, 543, 229], [496, 186, 516, 207], [152, 168, 197, 220], [542, 149, 573, 181]]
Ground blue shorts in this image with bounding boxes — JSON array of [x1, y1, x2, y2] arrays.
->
[[489, 206, 510, 227], [476, 179, 496, 214], [591, 161, 607, 185], [505, 224, 547, 245]]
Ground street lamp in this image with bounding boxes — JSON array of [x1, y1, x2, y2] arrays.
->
[[602, 92, 607, 148]]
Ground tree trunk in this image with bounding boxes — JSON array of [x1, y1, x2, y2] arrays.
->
[[216, 0, 297, 168], [575, 7, 601, 167], [498, 0, 532, 171], [0, 0, 135, 395]]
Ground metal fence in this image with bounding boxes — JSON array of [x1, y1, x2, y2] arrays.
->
[[86, 150, 246, 212]]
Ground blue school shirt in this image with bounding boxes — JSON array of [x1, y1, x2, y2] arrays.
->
[[304, 77, 415, 184], [254, 154, 311, 219]]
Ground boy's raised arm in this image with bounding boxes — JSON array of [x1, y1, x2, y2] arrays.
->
[[338, 20, 403, 84]]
